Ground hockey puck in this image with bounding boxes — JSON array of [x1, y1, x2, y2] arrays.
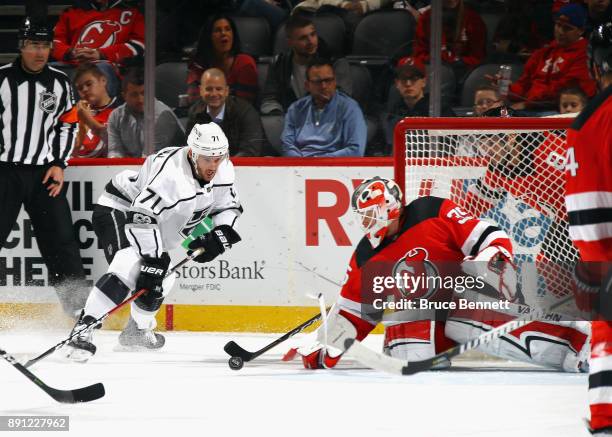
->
[[228, 356, 244, 370]]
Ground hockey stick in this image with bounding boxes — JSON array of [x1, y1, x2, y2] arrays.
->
[[24, 248, 205, 368], [1, 347, 105, 403], [344, 294, 575, 376], [224, 308, 327, 364]]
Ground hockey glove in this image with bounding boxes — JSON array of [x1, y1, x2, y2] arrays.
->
[[136, 253, 171, 299], [188, 225, 241, 263], [462, 246, 519, 302], [286, 341, 343, 370]]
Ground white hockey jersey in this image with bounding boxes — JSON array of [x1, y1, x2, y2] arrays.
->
[[97, 147, 241, 258]]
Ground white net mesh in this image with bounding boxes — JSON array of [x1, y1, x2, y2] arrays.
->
[[395, 118, 578, 266]]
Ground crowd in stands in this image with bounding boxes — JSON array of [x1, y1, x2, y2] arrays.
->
[[4, 0, 610, 158]]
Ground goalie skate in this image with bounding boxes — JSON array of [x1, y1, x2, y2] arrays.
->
[[117, 318, 165, 351]]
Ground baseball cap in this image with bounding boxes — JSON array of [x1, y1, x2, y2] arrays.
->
[[555, 4, 587, 29], [395, 63, 425, 81]]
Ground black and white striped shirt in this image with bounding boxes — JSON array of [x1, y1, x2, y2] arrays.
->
[[0, 58, 77, 167]]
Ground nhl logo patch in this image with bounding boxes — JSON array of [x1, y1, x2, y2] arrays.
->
[[39, 90, 57, 114]]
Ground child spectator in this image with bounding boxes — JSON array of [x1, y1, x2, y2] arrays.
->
[[558, 86, 588, 113], [187, 14, 258, 105], [473, 84, 503, 116], [67, 63, 120, 157]]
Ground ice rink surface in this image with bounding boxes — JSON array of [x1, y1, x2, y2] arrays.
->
[[0, 331, 590, 437]]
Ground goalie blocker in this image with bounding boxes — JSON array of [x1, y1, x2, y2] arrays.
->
[[290, 177, 590, 372]]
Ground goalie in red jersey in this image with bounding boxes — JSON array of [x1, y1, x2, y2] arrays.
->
[[288, 177, 589, 372], [564, 22, 612, 436]]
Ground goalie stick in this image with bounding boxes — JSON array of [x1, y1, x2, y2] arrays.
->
[[344, 294, 575, 376], [1, 347, 104, 403], [24, 248, 205, 368], [223, 308, 328, 362]]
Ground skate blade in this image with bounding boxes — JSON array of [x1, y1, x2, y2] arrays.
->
[[112, 343, 163, 353], [64, 346, 93, 363]]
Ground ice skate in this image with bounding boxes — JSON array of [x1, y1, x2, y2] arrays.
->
[[117, 317, 165, 350], [65, 310, 98, 362]]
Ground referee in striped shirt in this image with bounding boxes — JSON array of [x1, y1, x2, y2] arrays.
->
[[0, 19, 87, 317]]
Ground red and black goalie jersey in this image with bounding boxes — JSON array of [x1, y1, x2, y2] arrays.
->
[[335, 196, 513, 340]]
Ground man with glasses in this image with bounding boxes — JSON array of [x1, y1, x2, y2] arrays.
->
[[0, 18, 87, 317], [472, 84, 503, 116], [281, 58, 366, 157]]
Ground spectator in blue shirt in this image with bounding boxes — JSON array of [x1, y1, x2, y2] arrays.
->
[[281, 58, 367, 157]]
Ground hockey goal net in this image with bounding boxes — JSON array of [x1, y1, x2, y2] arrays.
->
[[393, 117, 578, 265]]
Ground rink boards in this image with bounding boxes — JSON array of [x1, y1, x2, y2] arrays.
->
[[0, 156, 551, 332]]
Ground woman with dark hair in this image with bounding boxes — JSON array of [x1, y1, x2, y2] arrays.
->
[[186, 14, 258, 104]]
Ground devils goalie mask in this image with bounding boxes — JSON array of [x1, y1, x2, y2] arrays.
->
[[351, 177, 403, 248]]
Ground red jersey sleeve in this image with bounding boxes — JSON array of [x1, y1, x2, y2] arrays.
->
[[411, 10, 430, 69], [459, 10, 486, 68], [337, 251, 378, 340], [98, 8, 145, 63], [52, 9, 72, 62], [438, 198, 514, 257], [509, 47, 543, 101]]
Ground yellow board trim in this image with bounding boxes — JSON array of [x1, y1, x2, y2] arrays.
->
[[0, 303, 384, 334]]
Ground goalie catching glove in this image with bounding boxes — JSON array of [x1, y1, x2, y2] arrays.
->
[[461, 245, 519, 302], [188, 225, 241, 263]]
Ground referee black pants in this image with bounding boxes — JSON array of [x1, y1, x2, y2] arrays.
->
[[0, 162, 87, 315]]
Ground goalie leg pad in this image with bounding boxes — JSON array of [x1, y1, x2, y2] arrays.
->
[[383, 320, 455, 366], [446, 318, 591, 372]]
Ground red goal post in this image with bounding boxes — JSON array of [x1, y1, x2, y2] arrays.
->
[[392, 117, 577, 263]]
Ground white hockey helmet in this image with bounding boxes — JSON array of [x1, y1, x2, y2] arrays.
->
[[187, 122, 229, 159], [351, 177, 403, 248]]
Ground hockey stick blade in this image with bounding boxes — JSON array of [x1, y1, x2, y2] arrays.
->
[[223, 341, 256, 361], [45, 382, 105, 404], [345, 295, 574, 376], [223, 309, 326, 362], [2, 348, 105, 403], [24, 248, 205, 368]]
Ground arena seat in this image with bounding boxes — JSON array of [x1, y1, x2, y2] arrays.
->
[[351, 10, 415, 58], [231, 15, 272, 59], [261, 114, 284, 156], [347, 63, 373, 110], [155, 62, 189, 108]]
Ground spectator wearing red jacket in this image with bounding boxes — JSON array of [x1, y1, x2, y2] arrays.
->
[[507, 3, 597, 111], [52, 0, 144, 97], [187, 14, 258, 105], [400, 0, 486, 78]]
